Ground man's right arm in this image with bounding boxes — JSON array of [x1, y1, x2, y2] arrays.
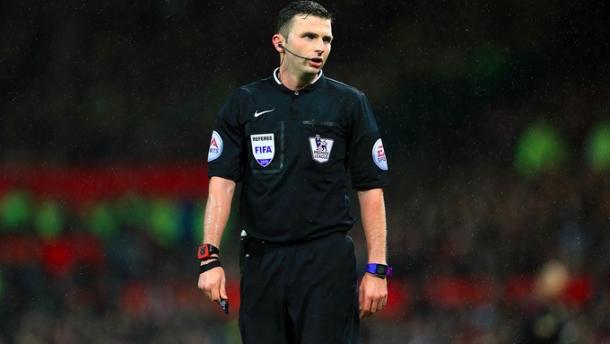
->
[[197, 176, 236, 303]]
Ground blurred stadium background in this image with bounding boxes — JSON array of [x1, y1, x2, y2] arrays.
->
[[1, 1, 609, 343]]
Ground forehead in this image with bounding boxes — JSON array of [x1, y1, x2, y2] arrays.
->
[[288, 14, 332, 36]]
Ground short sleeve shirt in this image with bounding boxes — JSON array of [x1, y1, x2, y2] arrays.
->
[[207, 69, 388, 243]]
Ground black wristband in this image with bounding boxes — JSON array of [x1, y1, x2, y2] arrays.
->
[[201, 256, 219, 263], [199, 259, 221, 274]]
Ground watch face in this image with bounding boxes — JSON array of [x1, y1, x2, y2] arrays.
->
[[198, 245, 209, 259], [197, 244, 220, 260], [198, 244, 220, 260], [376, 265, 386, 274]]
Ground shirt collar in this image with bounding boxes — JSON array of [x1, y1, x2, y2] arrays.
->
[[272, 68, 323, 92]]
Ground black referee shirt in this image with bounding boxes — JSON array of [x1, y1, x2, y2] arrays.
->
[[207, 69, 388, 243]]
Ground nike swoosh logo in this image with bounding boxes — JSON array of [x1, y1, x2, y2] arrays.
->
[[254, 109, 275, 118]]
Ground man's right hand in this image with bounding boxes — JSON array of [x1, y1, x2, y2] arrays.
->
[[198, 262, 228, 302]]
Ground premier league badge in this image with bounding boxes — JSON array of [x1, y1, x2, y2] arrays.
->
[[309, 134, 334, 163], [250, 133, 275, 167]]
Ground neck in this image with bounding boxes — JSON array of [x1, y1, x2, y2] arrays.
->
[[278, 64, 317, 91]]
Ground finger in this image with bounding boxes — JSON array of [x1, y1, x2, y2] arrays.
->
[[209, 280, 221, 302], [370, 298, 378, 313], [359, 292, 368, 319], [373, 296, 386, 312], [360, 294, 370, 313], [220, 275, 228, 300], [360, 296, 373, 318], [360, 309, 371, 319]]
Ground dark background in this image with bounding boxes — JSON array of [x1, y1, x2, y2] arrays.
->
[[3, 0, 608, 165], [1, 1, 610, 343]]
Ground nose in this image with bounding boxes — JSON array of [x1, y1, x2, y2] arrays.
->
[[315, 38, 326, 55]]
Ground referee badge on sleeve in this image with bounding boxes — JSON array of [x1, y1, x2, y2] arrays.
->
[[372, 138, 388, 170], [250, 133, 275, 167], [208, 131, 223, 162]]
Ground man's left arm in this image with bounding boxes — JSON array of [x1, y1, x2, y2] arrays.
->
[[357, 187, 388, 319]]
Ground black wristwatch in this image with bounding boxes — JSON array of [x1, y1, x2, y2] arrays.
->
[[197, 243, 220, 260], [366, 263, 393, 279]]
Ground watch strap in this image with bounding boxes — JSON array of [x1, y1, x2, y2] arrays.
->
[[366, 263, 392, 278]]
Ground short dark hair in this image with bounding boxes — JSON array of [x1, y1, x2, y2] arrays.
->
[[276, 1, 333, 38]]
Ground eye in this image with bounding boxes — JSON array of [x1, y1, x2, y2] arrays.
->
[[323, 37, 332, 44], [303, 33, 316, 40]]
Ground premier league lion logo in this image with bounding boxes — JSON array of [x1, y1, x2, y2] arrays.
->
[[315, 134, 328, 151], [309, 134, 334, 163]]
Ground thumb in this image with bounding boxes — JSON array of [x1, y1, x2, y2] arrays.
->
[[220, 275, 228, 300], [358, 279, 365, 306]]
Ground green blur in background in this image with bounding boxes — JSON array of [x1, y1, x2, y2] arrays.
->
[[587, 121, 610, 171], [515, 121, 568, 178], [35, 201, 64, 238], [0, 191, 32, 231], [148, 199, 180, 248], [88, 203, 119, 239]]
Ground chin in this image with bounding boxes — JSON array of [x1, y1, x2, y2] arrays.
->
[[298, 68, 316, 76], [306, 66, 322, 73]]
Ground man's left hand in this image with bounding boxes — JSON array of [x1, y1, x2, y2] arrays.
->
[[358, 273, 388, 319]]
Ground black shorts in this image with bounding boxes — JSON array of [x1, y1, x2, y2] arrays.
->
[[239, 232, 359, 344]]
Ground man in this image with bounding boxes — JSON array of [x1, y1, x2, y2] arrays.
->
[[197, 1, 390, 342]]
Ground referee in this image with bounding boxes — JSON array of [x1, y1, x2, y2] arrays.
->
[[197, 2, 390, 342]]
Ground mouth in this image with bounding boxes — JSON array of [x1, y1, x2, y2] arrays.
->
[[308, 57, 323, 68]]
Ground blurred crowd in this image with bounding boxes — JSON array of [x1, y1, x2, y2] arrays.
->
[[377, 166, 610, 343], [1, 165, 609, 343]]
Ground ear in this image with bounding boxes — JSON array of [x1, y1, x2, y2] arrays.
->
[[272, 34, 285, 53]]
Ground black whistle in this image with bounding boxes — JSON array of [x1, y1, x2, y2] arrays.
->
[[218, 299, 229, 314]]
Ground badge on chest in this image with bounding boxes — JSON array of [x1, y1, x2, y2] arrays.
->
[[309, 134, 334, 163], [250, 133, 275, 167]]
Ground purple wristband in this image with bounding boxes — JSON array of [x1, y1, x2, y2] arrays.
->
[[366, 263, 392, 278]]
